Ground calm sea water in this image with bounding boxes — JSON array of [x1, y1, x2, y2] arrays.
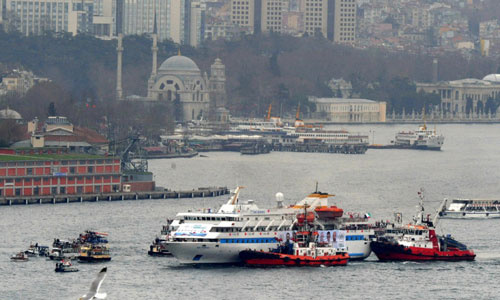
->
[[1, 124, 500, 299]]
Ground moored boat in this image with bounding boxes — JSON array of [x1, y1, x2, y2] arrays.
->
[[371, 191, 475, 262]]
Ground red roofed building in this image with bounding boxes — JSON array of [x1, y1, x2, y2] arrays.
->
[[13, 116, 109, 153]]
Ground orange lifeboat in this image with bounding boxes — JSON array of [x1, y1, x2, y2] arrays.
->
[[296, 212, 315, 224], [314, 206, 344, 219]]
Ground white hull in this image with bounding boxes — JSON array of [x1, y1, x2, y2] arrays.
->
[[166, 238, 372, 264], [439, 211, 500, 219]]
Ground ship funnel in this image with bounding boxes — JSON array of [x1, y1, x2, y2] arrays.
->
[[276, 192, 284, 208]]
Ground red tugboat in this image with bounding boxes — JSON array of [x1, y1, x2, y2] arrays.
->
[[371, 191, 476, 262], [239, 207, 349, 267]]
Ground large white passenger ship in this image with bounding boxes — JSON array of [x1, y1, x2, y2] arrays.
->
[[164, 187, 374, 264]]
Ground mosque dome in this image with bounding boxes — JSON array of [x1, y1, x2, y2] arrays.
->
[[482, 74, 500, 82], [0, 108, 22, 120], [158, 55, 200, 74]]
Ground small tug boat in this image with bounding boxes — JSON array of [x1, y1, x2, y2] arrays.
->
[[148, 238, 172, 256], [239, 209, 349, 267], [78, 244, 111, 263], [11, 251, 29, 262], [371, 191, 476, 262], [55, 259, 79, 272]]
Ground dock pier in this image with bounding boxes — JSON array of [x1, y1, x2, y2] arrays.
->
[[0, 186, 230, 206]]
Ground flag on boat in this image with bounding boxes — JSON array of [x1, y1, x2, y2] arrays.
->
[[365, 213, 371, 219]]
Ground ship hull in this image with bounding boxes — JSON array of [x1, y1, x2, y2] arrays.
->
[[439, 211, 500, 219], [239, 250, 349, 267], [78, 256, 111, 263], [371, 241, 475, 261], [166, 238, 371, 264]]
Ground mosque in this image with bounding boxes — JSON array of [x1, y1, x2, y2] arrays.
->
[[115, 33, 229, 122]]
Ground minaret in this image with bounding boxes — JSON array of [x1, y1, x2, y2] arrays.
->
[[116, 34, 124, 100], [147, 11, 158, 99], [151, 11, 158, 77]]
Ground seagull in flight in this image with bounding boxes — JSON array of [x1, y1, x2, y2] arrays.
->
[[79, 267, 107, 300]]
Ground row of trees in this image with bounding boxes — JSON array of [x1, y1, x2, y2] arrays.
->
[[1, 29, 499, 136]]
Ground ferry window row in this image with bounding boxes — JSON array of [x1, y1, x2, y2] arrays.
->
[[183, 216, 240, 221]]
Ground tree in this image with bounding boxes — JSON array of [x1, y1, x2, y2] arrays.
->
[[47, 102, 57, 116], [0, 120, 24, 146]]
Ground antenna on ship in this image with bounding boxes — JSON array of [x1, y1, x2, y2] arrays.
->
[[315, 181, 319, 193]]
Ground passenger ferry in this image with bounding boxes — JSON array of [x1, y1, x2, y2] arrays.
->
[[392, 124, 444, 150], [438, 199, 500, 219], [164, 187, 374, 264]]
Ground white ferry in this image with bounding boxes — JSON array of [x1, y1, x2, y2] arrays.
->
[[393, 124, 444, 150], [438, 198, 500, 219], [164, 187, 374, 264]]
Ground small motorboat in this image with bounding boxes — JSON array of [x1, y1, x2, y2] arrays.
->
[[148, 238, 172, 256], [55, 260, 79, 272], [11, 251, 29, 262]]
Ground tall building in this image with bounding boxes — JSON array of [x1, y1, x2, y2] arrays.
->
[[261, 0, 283, 33], [3, 0, 114, 37], [230, 0, 256, 34], [185, 0, 206, 47], [122, 0, 203, 46], [123, 0, 175, 42], [230, 0, 283, 34], [302, 0, 356, 43]]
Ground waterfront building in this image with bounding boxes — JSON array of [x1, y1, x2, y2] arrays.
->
[[416, 75, 500, 116], [13, 116, 109, 153], [0, 149, 121, 197], [4, 0, 115, 37], [309, 97, 386, 122], [302, 0, 356, 43]]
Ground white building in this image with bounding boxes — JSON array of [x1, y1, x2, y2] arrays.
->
[[4, 0, 115, 37], [116, 33, 228, 122], [416, 75, 500, 116], [310, 97, 386, 122], [122, 0, 205, 46]]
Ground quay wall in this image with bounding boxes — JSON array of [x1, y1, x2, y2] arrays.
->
[[0, 187, 230, 206]]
